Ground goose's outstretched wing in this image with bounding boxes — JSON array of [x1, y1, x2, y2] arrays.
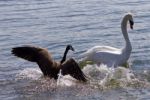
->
[[61, 58, 87, 82], [11, 46, 44, 62], [11, 46, 56, 77]]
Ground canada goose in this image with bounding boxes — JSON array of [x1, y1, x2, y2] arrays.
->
[[12, 45, 87, 82], [79, 13, 134, 67]]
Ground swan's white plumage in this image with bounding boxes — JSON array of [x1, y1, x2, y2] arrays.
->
[[80, 14, 134, 67]]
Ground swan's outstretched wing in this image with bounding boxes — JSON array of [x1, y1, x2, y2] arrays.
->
[[11, 46, 56, 77], [61, 58, 87, 82]]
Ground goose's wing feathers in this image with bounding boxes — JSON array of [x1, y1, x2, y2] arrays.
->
[[11, 46, 51, 62], [11, 46, 56, 76], [61, 58, 87, 82]]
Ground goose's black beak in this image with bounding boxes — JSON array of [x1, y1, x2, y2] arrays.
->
[[129, 20, 134, 29], [67, 45, 75, 51], [70, 46, 75, 51]]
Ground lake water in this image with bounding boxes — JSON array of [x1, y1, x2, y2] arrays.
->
[[0, 0, 150, 100]]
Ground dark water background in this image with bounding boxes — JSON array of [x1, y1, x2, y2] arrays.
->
[[0, 0, 150, 100]]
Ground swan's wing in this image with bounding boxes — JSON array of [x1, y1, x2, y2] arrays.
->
[[79, 46, 120, 58], [61, 58, 87, 82], [11, 46, 56, 76], [92, 46, 120, 52]]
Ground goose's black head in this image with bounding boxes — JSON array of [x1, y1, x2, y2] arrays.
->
[[66, 45, 74, 51]]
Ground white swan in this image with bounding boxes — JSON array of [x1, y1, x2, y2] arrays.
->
[[79, 13, 134, 67]]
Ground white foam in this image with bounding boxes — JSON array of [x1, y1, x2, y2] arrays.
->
[[82, 64, 139, 88], [15, 64, 147, 89], [57, 70, 76, 87], [16, 68, 42, 80]]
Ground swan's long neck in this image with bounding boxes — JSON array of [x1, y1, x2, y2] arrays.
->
[[60, 48, 69, 64], [121, 16, 132, 53]]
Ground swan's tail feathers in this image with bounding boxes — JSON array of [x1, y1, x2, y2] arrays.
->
[[61, 58, 87, 82], [11, 46, 42, 62]]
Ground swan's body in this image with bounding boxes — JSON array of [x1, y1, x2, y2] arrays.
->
[[12, 45, 87, 82], [80, 14, 134, 67]]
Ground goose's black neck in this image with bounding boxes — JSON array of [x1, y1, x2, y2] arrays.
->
[[60, 47, 69, 64]]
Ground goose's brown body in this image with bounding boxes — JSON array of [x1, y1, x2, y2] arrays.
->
[[12, 45, 87, 82]]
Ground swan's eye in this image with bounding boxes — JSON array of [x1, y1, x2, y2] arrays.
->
[[129, 20, 134, 26]]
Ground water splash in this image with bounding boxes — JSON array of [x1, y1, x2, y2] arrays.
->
[[57, 69, 76, 87], [82, 64, 148, 89], [57, 69, 62, 86], [16, 68, 42, 80], [15, 64, 150, 90]]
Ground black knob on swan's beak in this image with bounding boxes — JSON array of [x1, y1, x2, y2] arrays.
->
[[129, 20, 134, 29]]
